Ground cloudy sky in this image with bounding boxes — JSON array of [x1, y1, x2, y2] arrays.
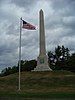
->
[[0, 0, 75, 72]]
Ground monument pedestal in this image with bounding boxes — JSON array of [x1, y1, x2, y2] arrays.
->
[[34, 55, 52, 71]]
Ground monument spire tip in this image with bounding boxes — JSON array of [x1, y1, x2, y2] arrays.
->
[[40, 9, 43, 12]]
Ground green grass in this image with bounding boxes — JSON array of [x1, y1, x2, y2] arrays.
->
[[0, 71, 75, 99], [0, 92, 75, 99]]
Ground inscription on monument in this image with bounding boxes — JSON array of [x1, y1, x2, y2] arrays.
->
[[40, 58, 44, 64]]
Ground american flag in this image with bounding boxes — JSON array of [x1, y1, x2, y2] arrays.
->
[[22, 20, 36, 30]]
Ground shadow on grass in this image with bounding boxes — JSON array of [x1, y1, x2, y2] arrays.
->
[[0, 92, 75, 100]]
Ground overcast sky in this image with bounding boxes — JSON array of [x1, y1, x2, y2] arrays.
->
[[0, 0, 75, 72]]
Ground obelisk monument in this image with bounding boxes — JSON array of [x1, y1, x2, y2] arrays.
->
[[34, 9, 52, 71]]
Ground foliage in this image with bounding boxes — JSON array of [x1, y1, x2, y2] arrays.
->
[[48, 45, 75, 72], [0, 45, 75, 76], [0, 60, 37, 76]]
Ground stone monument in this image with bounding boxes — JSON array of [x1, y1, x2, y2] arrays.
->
[[34, 9, 52, 71]]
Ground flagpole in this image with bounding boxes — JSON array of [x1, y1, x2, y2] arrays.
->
[[19, 17, 22, 91]]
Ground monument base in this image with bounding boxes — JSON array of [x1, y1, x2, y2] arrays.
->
[[33, 55, 52, 71], [34, 65, 52, 71]]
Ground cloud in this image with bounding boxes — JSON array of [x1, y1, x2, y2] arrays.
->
[[0, 0, 75, 71], [11, 0, 37, 9]]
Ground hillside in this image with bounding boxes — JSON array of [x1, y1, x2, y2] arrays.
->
[[0, 71, 75, 99]]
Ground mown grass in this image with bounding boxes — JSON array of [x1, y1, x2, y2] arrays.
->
[[0, 92, 75, 99], [0, 71, 75, 99]]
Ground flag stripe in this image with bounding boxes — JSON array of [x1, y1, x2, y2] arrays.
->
[[22, 20, 36, 30]]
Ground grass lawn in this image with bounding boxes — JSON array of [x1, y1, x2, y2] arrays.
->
[[0, 71, 75, 99]]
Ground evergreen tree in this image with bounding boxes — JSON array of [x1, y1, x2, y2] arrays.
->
[[61, 45, 65, 58], [65, 48, 70, 60], [55, 45, 62, 61]]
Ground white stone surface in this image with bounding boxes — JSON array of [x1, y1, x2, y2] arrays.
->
[[34, 9, 52, 71]]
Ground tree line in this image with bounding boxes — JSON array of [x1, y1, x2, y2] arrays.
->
[[48, 45, 75, 72], [0, 60, 37, 76], [0, 45, 75, 76]]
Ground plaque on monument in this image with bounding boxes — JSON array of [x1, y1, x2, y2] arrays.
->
[[40, 58, 44, 64]]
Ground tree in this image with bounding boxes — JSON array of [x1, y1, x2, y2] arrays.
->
[[0, 59, 37, 76], [47, 45, 72, 71], [66, 53, 75, 72], [65, 48, 70, 60], [55, 46, 62, 61], [21, 60, 37, 71], [48, 51, 53, 64], [61, 45, 65, 58]]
